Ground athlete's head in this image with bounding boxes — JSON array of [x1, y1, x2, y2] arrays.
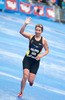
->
[[35, 24, 43, 37], [35, 24, 43, 32]]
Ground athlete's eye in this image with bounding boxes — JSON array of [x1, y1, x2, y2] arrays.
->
[[36, 29, 41, 31], [36, 29, 38, 31]]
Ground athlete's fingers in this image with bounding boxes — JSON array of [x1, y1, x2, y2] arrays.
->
[[35, 56, 40, 60], [35, 55, 42, 60], [28, 17, 32, 21], [36, 58, 39, 60], [26, 17, 32, 22]]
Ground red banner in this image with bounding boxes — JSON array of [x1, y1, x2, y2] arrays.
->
[[19, 2, 31, 14], [6, 0, 17, 11], [33, 5, 44, 17], [46, 8, 55, 18]]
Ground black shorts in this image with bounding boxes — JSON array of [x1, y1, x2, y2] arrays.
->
[[23, 55, 40, 74]]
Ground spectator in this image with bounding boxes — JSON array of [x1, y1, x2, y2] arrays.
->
[[35, 0, 41, 4], [28, 0, 46, 5], [46, 0, 56, 7], [58, 0, 62, 8], [37, 0, 41, 4], [62, 0, 65, 9], [40, 0, 46, 3], [35, 0, 46, 4]]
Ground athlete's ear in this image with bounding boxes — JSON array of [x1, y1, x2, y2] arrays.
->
[[41, 30, 43, 33]]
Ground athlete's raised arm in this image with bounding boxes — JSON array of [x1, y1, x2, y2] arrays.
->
[[19, 17, 33, 39]]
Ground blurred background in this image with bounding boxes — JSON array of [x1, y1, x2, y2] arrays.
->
[[0, 0, 65, 100]]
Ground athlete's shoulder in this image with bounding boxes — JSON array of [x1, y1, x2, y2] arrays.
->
[[42, 37, 46, 41], [42, 37, 47, 45], [29, 34, 34, 40]]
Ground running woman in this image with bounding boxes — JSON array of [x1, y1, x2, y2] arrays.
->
[[17, 17, 49, 97]]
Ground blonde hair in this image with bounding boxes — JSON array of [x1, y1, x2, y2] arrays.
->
[[35, 24, 43, 32]]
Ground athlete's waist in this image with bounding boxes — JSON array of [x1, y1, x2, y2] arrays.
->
[[25, 55, 40, 61]]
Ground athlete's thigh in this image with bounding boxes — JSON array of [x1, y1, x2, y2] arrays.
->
[[23, 56, 31, 70], [30, 60, 40, 74]]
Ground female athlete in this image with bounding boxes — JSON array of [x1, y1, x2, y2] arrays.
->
[[17, 17, 49, 97]]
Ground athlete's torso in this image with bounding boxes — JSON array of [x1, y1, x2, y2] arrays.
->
[[26, 35, 43, 59]]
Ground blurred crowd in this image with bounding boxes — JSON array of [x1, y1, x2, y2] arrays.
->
[[27, 0, 65, 9]]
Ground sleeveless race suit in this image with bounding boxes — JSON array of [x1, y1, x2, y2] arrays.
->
[[23, 35, 43, 74], [26, 35, 43, 59]]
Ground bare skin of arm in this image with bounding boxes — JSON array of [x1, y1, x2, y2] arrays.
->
[[35, 37, 49, 60], [19, 17, 33, 40]]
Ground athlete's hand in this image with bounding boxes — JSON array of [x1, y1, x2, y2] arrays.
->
[[35, 55, 42, 60], [25, 17, 32, 25]]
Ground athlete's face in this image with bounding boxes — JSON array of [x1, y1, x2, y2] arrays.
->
[[35, 27, 42, 37]]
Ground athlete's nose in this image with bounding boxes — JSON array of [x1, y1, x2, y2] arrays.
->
[[36, 30, 39, 33]]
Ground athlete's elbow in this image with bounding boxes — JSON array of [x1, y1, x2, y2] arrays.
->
[[47, 49, 49, 54], [46, 48, 49, 54], [19, 30, 21, 33], [19, 30, 23, 35]]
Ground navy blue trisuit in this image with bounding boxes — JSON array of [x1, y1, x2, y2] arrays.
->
[[23, 35, 43, 74]]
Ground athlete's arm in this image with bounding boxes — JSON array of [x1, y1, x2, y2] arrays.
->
[[36, 38, 49, 60], [19, 17, 33, 39], [42, 38, 49, 57]]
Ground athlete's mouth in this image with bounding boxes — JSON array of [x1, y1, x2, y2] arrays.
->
[[36, 33, 40, 35]]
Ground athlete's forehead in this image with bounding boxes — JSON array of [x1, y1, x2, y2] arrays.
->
[[35, 27, 42, 30], [35, 24, 43, 31]]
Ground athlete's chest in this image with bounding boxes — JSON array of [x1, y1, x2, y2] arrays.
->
[[29, 39, 43, 50]]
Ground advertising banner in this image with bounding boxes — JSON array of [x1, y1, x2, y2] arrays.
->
[[33, 5, 44, 17], [19, 2, 31, 14], [6, 0, 17, 11], [46, 8, 55, 18]]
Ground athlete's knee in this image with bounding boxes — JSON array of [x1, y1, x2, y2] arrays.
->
[[28, 78, 33, 83], [28, 79, 34, 86]]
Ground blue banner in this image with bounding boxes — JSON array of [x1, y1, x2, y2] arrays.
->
[[0, 0, 5, 9]]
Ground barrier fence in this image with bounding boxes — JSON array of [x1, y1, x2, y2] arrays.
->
[[55, 7, 65, 23]]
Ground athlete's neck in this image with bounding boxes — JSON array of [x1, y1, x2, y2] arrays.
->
[[35, 35, 41, 41]]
